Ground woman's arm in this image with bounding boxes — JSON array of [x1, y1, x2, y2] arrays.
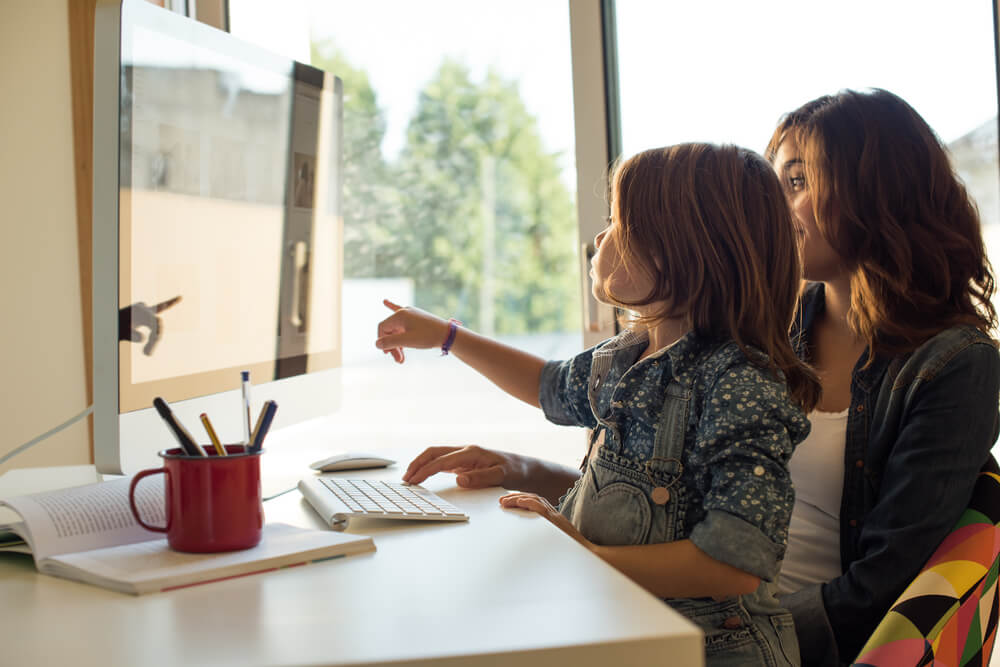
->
[[376, 300, 545, 406], [784, 340, 1000, 664]]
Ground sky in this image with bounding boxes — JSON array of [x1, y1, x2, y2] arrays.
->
[[614, 0, 998, 156], [229, 0, 997, 163]]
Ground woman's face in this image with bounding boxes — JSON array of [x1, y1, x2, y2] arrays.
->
[[772, 137, 845, 283]]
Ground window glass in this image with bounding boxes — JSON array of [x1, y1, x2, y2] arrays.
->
[[229, 0, 583, 464], [615, 1, 998, 257]]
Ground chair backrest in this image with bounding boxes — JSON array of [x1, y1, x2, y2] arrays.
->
[[853, 471, 1000, 666]]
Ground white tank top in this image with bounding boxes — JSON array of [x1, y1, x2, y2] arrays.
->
[[778, 408, 848, 594]]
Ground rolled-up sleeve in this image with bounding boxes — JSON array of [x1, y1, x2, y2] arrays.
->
[[538, 351, 598, 429], [689, 366, 807, 581]]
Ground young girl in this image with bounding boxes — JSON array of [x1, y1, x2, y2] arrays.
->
[[376, 143, 820, 666]]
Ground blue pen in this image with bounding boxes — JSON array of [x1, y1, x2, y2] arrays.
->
[[249, 400, 277, 453], [240, 370, 252, 452]]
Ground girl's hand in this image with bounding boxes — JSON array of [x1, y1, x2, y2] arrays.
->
[[500, 492, 593, 550], [404, 445, 526, 489], [375, 299, 451, 363]]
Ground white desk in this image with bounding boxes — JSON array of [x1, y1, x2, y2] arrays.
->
[[0, 431, 704, 667]]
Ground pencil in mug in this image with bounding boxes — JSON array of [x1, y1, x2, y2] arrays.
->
[[199, 413, 227, 456]]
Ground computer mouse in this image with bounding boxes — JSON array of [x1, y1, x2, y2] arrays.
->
[[309, 452, 397, 472]]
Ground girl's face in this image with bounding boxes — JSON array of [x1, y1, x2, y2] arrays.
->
[[590, 216, 656, 307], [772, 137, 845, 283]]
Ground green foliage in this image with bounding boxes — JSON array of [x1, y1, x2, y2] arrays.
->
[[310, 41, 392, 278], [313, 46, 580, 334]]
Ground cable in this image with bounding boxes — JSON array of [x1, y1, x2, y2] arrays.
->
[[0, 404, 94, 466], [263, 486, 297, 502]]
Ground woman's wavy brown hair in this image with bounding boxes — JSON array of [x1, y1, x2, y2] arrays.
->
[[607, 143, 821, 412], [766, 88, 996, 358]]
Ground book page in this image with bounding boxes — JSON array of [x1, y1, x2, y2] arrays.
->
[[0, 521, 30, 554], [0, 465, 102, 525], [44, 523, 375, 594], [0, 477, 164, 561]]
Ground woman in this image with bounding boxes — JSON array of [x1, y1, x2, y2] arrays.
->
[[400, 88, 1000, 666], [766, 88, 999, 665]]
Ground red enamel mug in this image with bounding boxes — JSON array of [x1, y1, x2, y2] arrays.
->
[[128, 445, 264, 553]]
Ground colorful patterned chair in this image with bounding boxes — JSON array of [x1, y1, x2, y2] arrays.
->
[[852, 472, 1000, 667]]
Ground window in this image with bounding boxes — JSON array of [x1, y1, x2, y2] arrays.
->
[[229, 0, 585, 465], [614, 1, 998, 258]]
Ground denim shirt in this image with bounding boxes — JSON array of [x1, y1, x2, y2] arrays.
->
[[780, 283, 1000, 666], [538, 328, 811, 581]]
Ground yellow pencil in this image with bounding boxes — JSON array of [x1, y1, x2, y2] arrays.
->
[[199, 413, 226, 456]]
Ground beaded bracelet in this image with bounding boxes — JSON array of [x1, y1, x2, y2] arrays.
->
[[441, 318, 462, 356]]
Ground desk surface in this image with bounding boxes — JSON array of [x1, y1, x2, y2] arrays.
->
[[0, 427, 703, 667]]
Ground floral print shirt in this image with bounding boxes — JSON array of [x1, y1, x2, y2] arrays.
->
[[539, 328, 811, 576]]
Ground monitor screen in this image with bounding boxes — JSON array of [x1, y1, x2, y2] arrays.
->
[[93, 0, 343, 474]]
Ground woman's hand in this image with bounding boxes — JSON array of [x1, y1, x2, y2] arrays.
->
[[500, 492, 593, 550], [403, 445, 528, 489], [375, 299, 451, 363]]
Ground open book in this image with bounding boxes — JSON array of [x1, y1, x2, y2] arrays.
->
[[0, 477, 374, 594]]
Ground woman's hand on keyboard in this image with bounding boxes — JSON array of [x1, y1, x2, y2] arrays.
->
[[403, 445, 527, 490]]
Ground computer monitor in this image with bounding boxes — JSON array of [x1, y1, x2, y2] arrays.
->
[[92, 0, 343, 474]]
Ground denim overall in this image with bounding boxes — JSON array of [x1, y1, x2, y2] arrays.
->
[[558, 382, 801, 666]]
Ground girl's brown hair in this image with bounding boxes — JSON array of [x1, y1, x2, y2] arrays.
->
[[766, 88, 996, 358], [607, 143, 821, 412]]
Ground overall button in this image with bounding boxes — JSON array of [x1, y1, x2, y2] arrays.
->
[[753, 465, 765, 476], [650, 487, 670, 505]]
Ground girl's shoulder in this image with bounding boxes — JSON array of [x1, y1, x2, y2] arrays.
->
[[689, 339, 811, 443], [690, 339, 785, 393]]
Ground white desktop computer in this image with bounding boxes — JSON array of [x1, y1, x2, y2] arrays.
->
[[92, 0, 343, 474]]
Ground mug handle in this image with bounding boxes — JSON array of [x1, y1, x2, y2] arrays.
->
[[129, 468, 168, 532]]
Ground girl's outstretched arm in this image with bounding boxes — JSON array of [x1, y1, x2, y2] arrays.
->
[[501, 493, 760, 599], [375, 299, 546, 407]]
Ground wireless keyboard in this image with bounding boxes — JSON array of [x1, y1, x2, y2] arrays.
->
[[298, 477, 469, 531]]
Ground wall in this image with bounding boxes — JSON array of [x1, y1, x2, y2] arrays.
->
[[0, 0, 91, 473]]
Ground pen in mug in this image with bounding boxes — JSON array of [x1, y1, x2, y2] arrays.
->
[[240, 370, 252, 453], [199, 413, 226, 456], [152, 397, 205, 457], [249, 400, 278, 453]]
